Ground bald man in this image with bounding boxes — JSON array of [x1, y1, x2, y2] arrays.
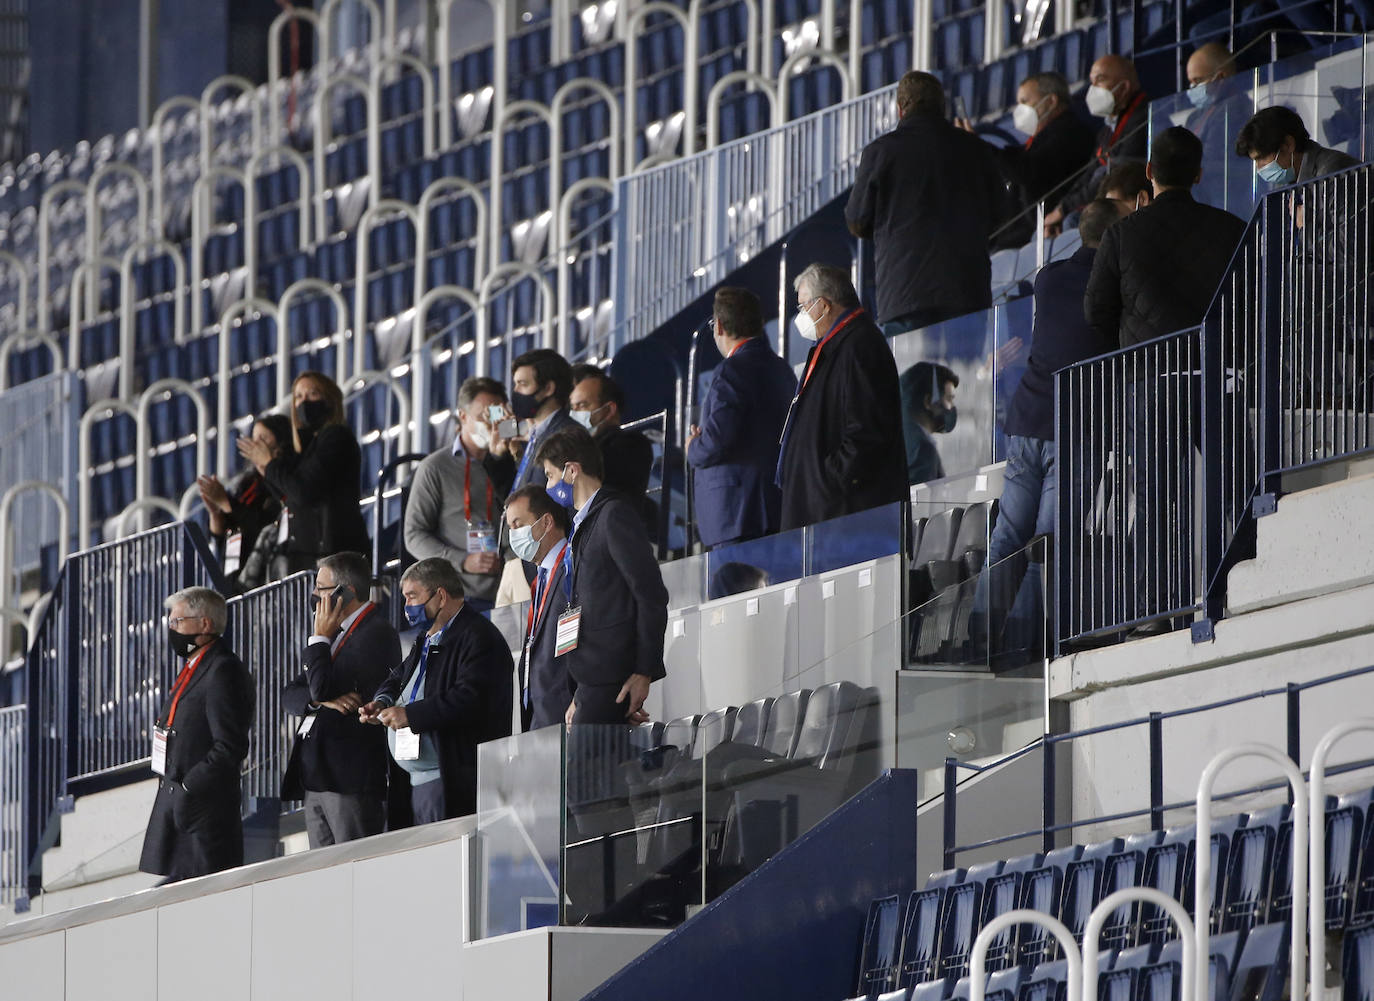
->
[[1044, 55, 1149, 235], [1185, 43, 1250, 207]]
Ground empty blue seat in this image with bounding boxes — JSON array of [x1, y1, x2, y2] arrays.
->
[[1229, 922, 1289, 1001], [1061, 838, 1124, 943], [1222, 806, 1286, 933], [980, 854, 1042, 971], [1098, 831, 1162, 949], [857, 896, 903, 998], [1018, 846, 1079, 966], [1344, 923, 1374, 1001], [1018, 958, 1068, 1001]]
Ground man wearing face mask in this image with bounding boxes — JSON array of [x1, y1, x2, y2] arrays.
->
[[958, 72, 1095, 250], [359, 558, 513, 823], [687, 286, 797, 549], [281, 552, 400, 848], [569, 365, 654, 501], [1043, 55, 1149, 237], [534, 427, 669, 726], [140, 587, 254, 882], [404, 376, 515, 612], [899, 362, 959, 486], [845, 71, 1005, 334], [776, 263, 907, 530], [503, 485, 575, 731], [506, 349, 579, 493]]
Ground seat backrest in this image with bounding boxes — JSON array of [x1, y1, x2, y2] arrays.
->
[[731, 697, 772, 747], [793, 681, 861, 762], [1230, 921, 1289, 1001], [1222, 817, 1277, 933], [938, 879, 985, 977], [953, 501, 990, 556], [857, 895, 903, 997], [1342, 923, 1374, 1001], [662, 714, 702, 758], [898, 887, 947, 988], [762, 689, 809, 757], [915, 507, 962, 564], [1019, 959, 1069, 1001], [694, 707, 737, 757], [1061, 839, 1122, 940]]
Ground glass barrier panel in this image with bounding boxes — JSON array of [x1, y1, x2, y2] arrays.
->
[[1256, 36, 1369, 163], [705, 528, 804, 598], [476, 725, 564, 938], [661, 550, 708, 611], [1149, 85, 1259, 218], [806, 502, 905, 576]]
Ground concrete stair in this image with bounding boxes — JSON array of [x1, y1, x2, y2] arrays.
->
[[40, 779, 157, 894]]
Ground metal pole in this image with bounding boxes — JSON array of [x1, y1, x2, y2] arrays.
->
[[1042, 736, 1056, 853], [1286, 684, 1301, 800], [1148, 712, 1164, 830], [139, 0, 160, 129], [943, 757, 957, 869]]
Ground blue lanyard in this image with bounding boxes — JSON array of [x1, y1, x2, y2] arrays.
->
[[514, 426, 539, 484], [408, 616, 451, 702], [560, 543, 574, 607]]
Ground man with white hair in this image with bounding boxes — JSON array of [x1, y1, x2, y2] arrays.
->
[[139, 586, 254, 882]]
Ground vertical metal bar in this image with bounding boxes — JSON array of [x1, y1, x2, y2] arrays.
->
[[943, 757, 958, 869], [1286, 683, 1301, 786], [1149, 712, 1164, 830], [1042, 736, 1056, 854]]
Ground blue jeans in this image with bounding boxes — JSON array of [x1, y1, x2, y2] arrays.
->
[[972, 436, 1056, 649]]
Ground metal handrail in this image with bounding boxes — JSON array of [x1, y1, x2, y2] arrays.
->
[[199, 75, 263, 183], [0, 248, 29, 336], [36, 179, 87, 336], [0, 481, 70, 658], [112, 496, 182, 539], [479, 261, 556, 380], [345, 366, 413, 457], [217, 296, 281, 476], [119, 238, 188, 349], [370, 52, 437, 164], [774, 48, 854, 124], [133, 378, 210, 532], [276, 277, 350, 399], [353, 197, 421, 378], [488, 98, 554, 265], [243, 144, 312, 301], [1084, 890, 1196, 1001], [1195, 745, 1307, 1001], [0, 330, 61, 390], [411, 284, 484, 454], [312, 73, 381, 242], [149, 95, 200, 239], [189, 164, 248, 337], [624, 1, 700, 158], [267, 7, 324, 148], [77, 397, 138, 545], [970, 912, 1082, 1001], [416, 175, 490, 294], [556, 177, 614, 358], [371, 451, 430, 574], [706, 72, 778, 150], [84, 162, 149, 319], [64, 253, 121, 384]]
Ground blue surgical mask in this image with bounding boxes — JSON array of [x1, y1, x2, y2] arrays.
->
[[1187, 81, 1212, 108], [509, 519, 547, 562], [404, 595, 433, 629], [1257, 156, 1294, 186], [547, 477, 574, 509]]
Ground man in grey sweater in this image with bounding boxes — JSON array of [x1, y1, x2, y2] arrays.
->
[[404, 377, 516, 612]]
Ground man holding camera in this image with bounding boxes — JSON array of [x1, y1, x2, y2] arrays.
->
[[281, 551, 401, 848]]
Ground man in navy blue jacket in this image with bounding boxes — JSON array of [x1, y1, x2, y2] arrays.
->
[[687, 287, 798, 549], [971, 198, 1125, 655]]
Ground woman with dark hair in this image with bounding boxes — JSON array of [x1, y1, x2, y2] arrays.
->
[[197, 413, 291, 579], [236, 370, 370, 574]]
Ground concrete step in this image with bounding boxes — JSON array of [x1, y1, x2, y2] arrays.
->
[[41, 779, 158, 890]]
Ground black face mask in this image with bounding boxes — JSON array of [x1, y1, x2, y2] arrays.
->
[[509, 389, 542, 420], [168, 627, 203, 659], [295, 399, 331, 430], [931, 403, 958, 434]]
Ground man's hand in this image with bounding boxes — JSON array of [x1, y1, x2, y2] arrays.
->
[[197, 475, 232, 513], [1042, 206, 1065, 238], [319, 691, 362, 715], [564, 699, 577, 726], [616, 674, 652, 723], [377, 705, 410, 730], [313, 589, 347, 639], [954, 116, 976, 134], [686, 424, 701, 452], [358, 700, 386, 724], [236, 435, 273, 474], [463, 551, 502, 575]]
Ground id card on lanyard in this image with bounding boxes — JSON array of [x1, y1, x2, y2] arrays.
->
[[554, 543, 578, 656], [463, 452, 498, 553], [152, 645, 210, 775], [394, 626, 439, 760]]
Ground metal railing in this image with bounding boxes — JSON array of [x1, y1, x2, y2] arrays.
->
[[0, 703, 23, 907], [225, 570, 315, 805], [0, 369, 76, 592], [21, 521, 223, 889]]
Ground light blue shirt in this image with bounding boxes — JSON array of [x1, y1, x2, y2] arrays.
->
[[571, 488, 600, 536], [386, 617, 453, 783]]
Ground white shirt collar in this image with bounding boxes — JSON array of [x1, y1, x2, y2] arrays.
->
[[330, 601, 372, 652], [451, 432, 472, 458]]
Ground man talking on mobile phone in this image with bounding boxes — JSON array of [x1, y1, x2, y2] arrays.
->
[[281, 552, 401, 848]]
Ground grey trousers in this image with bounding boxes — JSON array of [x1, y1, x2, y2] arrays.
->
[[303, 790, 385, 849]]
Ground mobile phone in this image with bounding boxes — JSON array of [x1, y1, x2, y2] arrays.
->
[[332, 584, 356, 605], [497, 417, 518, 439], [487, 404, 506, 424]]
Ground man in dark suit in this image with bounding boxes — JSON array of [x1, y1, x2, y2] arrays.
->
[[535, 427, 669, 725], [359, 558, 513, 822], [281, 551, 400, 848], [687, 286, 797, 549], [776, 263, 908, 532], [503, 485, 574, 731], [569, 365, 654, 499], [1084, 126, 1246, 634], [495, 348, 580, 494], [140, 586, 254, 882]]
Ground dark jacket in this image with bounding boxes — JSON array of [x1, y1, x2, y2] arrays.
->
[[374, 603, 513, 819], [215, 469, 283, 577], [280, 603, 401, 800], [512, 408, 580, 492], [688, 337, 798, 548], [1005, 246, 1116, 440], [566, 491, 668, 688], [1057, 92, 1150, 215], [777, 310, 908, 531], [596, 424, 654, 499], [899, 393, 945, 486], [845, 111, 1004, 324], [992, 110, 1098, 248], [139, 640, 255, 878], [1085, 188, 1247, 348], [517, 548, 574, 731], [262, 423, 370, 569]]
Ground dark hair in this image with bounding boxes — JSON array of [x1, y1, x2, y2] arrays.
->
[[511, 349, 573, 406], [902, 361, 959, 405], [505, 483, 572, 536], [570, 365, 626, 411], [253, 413, 293, 453], [1149, 126, 1203, 188], [316, 551, 372, 598], [401, 557, 465, 599], [1027, 71, 1070, 107], [1078, 199, 1121, 249], [713, 286, 764, 339], [458, 376, 506, 412], [1096, 160, 1150, 200], [534, 426, 605, 479], [1235, 106, 1310, 159], [896, 71, 945, 118], [708, 562, 770, 600]]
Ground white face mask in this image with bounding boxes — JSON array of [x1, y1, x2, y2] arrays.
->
[[794, 301, 821, 341], [1086, 84, 1118, 119], [569, 402, 608, 431], [467, 419, 491, 450], [509, 518, 547, 563], [1012, 102, 1039, 136]]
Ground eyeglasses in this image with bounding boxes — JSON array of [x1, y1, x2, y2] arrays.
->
[[167, 616, 206, 629], [707, 317, 717, 334], [798, 296, 821, 313]]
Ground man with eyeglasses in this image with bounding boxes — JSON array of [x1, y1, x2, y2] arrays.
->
[[359, 558, 513, 823], [775, 263, 907, 532], [281, 552, 400, 848], [139, 586, 254, 882]]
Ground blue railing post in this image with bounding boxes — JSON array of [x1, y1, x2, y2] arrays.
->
[[1149, 712, 1164, 830], [943, 757, 957, 869], [1042, 737, 1056, 854], [1256, 195, 1286, 509]]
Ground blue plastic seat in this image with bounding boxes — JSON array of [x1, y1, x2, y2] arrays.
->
[[1229, 922, 1289, 1001], [857, 896, 904, 998], [1222, 806, 1285, 932], [1061, 838, 1124, 943], [1343, 923, 1374, 1001]]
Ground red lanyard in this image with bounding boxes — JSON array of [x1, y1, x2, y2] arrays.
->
[[165, 644, 211, 728], [526, 542, 569, 640], [800, 309, 863, 392], [1098, 91, 1145, 165], [333, 603, 376, 657], [727, 340, 747, 359], [464, 452, 494, 525]]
